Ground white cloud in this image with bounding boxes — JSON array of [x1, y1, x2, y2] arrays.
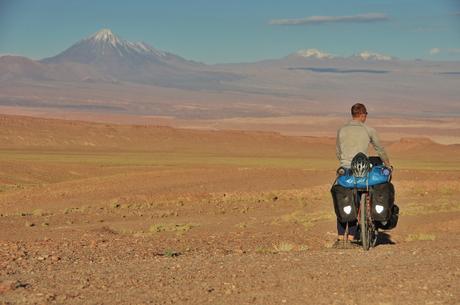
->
[[270, 13, 389, 26], [429, 48, 441, 55]]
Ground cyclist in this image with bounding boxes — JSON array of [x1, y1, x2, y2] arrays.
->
[[334, 103, 391, 247]]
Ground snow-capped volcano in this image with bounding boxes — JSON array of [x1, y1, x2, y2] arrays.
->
[[42, 28, 186, 65], [33, 28, 240, 87], [88, 29, 168, 57], [30, 29, 241, 89]]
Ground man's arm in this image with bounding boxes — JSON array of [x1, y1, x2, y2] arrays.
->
[[336, 129, 341, 161], [368, 127, 391, 167]]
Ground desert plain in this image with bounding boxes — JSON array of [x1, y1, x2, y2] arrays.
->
[[0, 113, 459, 305]]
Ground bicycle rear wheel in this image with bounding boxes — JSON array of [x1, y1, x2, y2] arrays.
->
[[360, 194, 371, 250]]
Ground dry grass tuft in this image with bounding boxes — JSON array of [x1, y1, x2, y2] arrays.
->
[[273, 242, 295, 253], [405, 233, 436, 242]]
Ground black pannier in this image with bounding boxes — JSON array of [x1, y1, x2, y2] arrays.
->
[[331, 184, 357, 222], [378, 204, 399, 230], [370, 182, 395, 221]]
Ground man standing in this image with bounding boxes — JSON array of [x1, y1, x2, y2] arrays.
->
[[335, 103, 391, 244]]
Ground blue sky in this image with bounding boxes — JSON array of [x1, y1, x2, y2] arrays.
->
[[0, 0, 459, 63]]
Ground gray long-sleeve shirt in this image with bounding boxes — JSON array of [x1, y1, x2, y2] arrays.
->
[[336, 120, 389, 168]]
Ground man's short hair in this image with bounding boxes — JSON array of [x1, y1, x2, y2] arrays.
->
[[351, 103, 367, 117]]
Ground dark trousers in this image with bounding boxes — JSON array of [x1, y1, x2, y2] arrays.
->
[[337, 219, 358, 236]]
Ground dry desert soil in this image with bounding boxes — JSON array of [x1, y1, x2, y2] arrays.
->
[[0, 114, 459, 305]]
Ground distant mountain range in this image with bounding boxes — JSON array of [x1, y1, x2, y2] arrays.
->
[[1, 29, 459, 118], [291, 48, 394, 61]]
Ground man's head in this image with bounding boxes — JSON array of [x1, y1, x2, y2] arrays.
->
[[351, 103, 368, 123]]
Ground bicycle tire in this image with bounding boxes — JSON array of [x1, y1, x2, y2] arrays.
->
[[369, 193, 378, 248], [360, 194, 370, 250]]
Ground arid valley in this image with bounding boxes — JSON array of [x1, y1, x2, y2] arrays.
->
[[0, 114, 459, 305]]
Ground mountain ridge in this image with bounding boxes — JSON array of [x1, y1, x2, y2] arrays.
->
[[0, 28, 459, 118]]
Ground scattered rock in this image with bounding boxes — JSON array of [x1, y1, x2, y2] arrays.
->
[[51, 255, 61, 262]]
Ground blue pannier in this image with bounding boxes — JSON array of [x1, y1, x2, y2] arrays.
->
[[337, 165, 390, 188]]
